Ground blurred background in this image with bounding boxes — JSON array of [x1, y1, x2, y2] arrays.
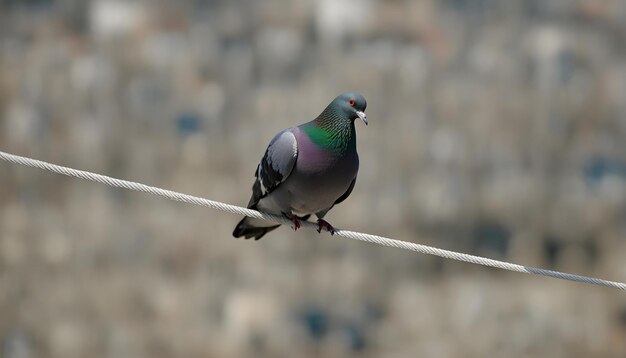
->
[[1, 0, 626, 357]]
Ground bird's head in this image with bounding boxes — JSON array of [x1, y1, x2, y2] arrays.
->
[[329, 92, 368, 126]]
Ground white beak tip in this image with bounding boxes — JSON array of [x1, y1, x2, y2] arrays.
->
[[357, 111, 368, 125]]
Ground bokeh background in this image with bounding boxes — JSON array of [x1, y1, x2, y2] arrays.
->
[[2, 0, 626, 357]]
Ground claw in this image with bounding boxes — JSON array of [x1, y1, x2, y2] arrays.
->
[[292, 216, 301, 231], [316, 219, 335, 235]]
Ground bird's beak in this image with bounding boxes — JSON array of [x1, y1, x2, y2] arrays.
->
[[356, 111, 368, 126]]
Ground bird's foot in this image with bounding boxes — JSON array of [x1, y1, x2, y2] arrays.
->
[[316, 219, 335, 235], [291, 216, 301, 231]]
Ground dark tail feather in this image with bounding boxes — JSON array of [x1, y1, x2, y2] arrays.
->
[[232, 214, 311, 240], [232, 217, 280, 240]]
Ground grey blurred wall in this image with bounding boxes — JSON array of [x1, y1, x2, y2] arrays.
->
[[1, 0, 626, 357]]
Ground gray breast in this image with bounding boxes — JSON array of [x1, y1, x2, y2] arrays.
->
[[282, 150, 358, 215]]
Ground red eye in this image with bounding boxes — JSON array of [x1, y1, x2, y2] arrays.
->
[[349, 99, 355, 107]]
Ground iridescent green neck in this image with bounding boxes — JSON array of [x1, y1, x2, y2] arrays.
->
[[302, 121, 356, 154]]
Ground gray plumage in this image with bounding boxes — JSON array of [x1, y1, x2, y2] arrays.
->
[[233, 92, 367, 240]]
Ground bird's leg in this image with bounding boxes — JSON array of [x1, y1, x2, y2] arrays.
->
[[316, 219, 335, 235], [282, 212, 302, 231], [289, 215, 301, 231]]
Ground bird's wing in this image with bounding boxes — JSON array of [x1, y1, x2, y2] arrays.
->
[[247, 128, 298, 208]]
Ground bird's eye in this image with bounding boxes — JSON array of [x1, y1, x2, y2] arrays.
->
[[349, 99, 355, 107]]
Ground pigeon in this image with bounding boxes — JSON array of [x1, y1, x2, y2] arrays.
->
[[233, 92, 368, 240]]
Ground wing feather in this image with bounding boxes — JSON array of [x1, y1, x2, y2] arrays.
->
[[247, 129, 298, 208]]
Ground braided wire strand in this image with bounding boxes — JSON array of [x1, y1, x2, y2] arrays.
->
[[1, 150, 624, 291]]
